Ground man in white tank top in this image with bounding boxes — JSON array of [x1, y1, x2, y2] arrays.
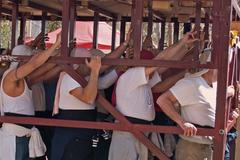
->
[[0, 33, 61, 160]]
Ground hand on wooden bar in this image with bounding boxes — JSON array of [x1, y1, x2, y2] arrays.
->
[[181, 31, 199, 50], [85, 56, 102, 73]]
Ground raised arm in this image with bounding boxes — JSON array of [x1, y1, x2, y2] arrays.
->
[[104, 28, 132, 59], [6, 33, 61, 83], [157, 91, 197, 136], [70, 56, 101, 104], [145, 31, 198, 77], [152, 70, 186, 93]]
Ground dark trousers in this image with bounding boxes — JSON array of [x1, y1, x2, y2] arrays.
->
[[62, 137, 95, 160], [16, 136, 30, 160]]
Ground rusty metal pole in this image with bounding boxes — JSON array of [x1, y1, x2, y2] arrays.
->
[[111, 19, 116, 51], [212, 0, 232, 160], [120, 19, 126, 43], [61, 0, 72, 57], [158, 21, 165, 51], [173, 17, 179, 43], [11, 0, 19, 49], [93, 12, 99, 49], [132, 0, 143, 59], [147, 0, 153, 37]]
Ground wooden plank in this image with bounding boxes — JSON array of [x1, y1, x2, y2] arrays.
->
[[93, 12, 99, 49], [111, 19, 116, 51], [11, 0, 19, 49], [132, 0, 144, 59], [212, 0, 232, 160]]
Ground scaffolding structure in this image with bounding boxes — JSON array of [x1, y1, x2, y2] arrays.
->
[[0, 0, 239, 160]]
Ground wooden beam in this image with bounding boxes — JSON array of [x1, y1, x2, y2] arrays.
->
[[204, 12, 210, 41], [173, 18, 179, 43], [158, 22, 165, 50], [147, 0, 153, 36], [212, 0, 232, 159], [41, 12, 47, 34], [69, 0, 76, 51], [19, 15, 26, 45], [132, 0, 143, 59], [93, 12, 99, 49], [28, 1, 61, 16], [183, 23, 191, 34], [61, 0, 72, 57], [77, 1, 117, 19], [120, 19, 126, 43], [194, 0, 201, 61], [111, 19, 117, 51], [11, 0, 18, 49]]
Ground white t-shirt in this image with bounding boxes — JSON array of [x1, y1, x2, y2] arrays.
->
[[170, 76, 217, 144], [116, 67, 161, 121], [59, 70, 118, 110]]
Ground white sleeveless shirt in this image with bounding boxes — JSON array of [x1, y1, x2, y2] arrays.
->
[[0, 69, 35, 116]]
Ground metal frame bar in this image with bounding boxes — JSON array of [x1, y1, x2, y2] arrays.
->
[[0, 0, 237, 160], [19, 15, 26, 45]]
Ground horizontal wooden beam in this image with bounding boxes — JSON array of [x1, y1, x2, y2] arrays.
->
[[15, 56, 216, 69], [77, 1, 118, 19], [28, 1, 61, 16], [0, 116, 215, 136]]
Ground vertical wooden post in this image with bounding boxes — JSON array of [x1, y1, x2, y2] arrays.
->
[[204, 12, 210, 41], [173, 18, 179, 43], [183, 23, 191, 34], [120, 19, 126, 43], [132, 0, 143, 59], [194, 0, 201, 60], [147, 0, 153, 37], [212, 0, 232, 160], [158, 21, 165, 51], [11, 0, 19, 49], [93, 12, 99, 49], [19, 15, 26, 45], [69, 0, 76, 51], [61, 0, 72, 57], [41, 12, 47, 34], [111, 19, 117, 51]]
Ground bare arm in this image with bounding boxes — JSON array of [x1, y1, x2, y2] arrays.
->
[[6, 33, 61, 83], [30, 66, 62, 85], [157, 91, 197, 136], [145, 32, 198, 77], [152, 71, 186, 93], [70, 56, 101, 104]]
